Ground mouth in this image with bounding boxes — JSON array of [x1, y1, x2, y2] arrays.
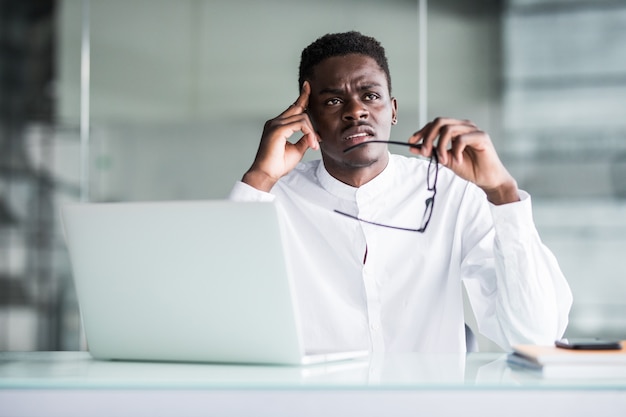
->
[[342, 127, 376, 146]]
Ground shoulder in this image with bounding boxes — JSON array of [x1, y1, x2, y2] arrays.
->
[[389, 153, 459, 186], [389, 153, 428, 173], [390, 153, 485, 200], [284, 159, 320, 180], [274, 159, 321, 190]]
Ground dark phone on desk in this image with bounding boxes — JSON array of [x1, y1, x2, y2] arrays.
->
[[555, 338, 622, 350]]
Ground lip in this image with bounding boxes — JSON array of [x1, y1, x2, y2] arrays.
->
[[342, 126, 376, 146]]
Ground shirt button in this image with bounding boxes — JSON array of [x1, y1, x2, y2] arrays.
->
[[371, 322, 381, 332]]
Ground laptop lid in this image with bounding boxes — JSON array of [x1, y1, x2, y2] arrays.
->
[[62, 200, 365, 365]]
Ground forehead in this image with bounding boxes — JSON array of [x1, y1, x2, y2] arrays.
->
[[310, 54, 388, 90]]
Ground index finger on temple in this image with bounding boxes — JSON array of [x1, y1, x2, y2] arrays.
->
[[281, 81, 310, 117]]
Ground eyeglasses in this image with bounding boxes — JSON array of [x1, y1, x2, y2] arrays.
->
[[334, 140, 439, 232]]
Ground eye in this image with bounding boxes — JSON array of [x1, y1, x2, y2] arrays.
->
[[325, 98, 342, 106], [363, 93, 380, 101]]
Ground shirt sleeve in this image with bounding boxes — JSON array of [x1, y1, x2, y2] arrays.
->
[[463, 190, 573, 351], [228, 181, 276, 202]]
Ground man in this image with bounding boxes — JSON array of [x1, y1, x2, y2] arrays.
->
[[230, 31, 572, 352]]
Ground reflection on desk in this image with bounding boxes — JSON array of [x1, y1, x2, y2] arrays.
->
[[1, 351, 626, 417]]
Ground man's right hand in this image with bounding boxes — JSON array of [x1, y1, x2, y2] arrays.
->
[[242, 81, 320, 192]]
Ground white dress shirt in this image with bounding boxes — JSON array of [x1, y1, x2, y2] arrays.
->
[[229, 154, 572, 352]]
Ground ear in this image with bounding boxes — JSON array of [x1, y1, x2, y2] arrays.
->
[[391, 97, 398, 125]]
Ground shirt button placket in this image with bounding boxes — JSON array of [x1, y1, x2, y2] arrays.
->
[[356, 189, 385, 352], [362, 262, 384, 352]]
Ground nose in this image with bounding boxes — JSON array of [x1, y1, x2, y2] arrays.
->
[[342, 98, 368, 121]]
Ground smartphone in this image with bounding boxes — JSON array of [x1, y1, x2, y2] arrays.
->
[[555, 338, 622, 350]]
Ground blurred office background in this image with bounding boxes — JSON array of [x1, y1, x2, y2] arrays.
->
[[1, 0, 625, 351]]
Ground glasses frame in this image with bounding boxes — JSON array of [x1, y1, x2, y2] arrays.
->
[[334, 140, 439, 233]]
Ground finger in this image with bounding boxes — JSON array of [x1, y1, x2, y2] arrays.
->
[[279, 80, 311, 118], [299, 117, 321, 150], [421, 117, 479, 160], [447, 130, 491, 168], [408, 122, 429, 144], [408, 122, 432, 155], [292, 132, 316, 156], [435, 123, 476, 165], [449, 134, 468, 166], [416, 119, 440, 157], [266, 112, 320, 150], [284, 126, 321, 167], [418, 117, 462, 157]]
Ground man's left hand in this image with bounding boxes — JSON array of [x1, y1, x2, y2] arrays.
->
[[408, 117, 520, 205]]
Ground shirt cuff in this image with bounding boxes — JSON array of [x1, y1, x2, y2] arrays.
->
[[228, 181, 276, 202], [488, 190, 537, 239]]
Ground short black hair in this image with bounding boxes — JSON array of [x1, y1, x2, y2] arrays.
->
[[298, 31, 392, 93]]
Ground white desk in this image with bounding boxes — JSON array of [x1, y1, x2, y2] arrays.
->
[[1, 351, 625, 417]]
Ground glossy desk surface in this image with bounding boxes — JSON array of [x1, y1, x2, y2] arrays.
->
[[1, 351, 625, 417]]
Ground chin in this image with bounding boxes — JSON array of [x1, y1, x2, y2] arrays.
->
[[343, 152, 385, 169]]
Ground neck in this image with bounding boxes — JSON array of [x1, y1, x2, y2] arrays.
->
[[322, 153, 389, 188]]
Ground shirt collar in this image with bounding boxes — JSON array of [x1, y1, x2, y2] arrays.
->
[[316, 153, 396, 202]]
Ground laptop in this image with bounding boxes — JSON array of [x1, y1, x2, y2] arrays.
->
[[61, 200, 368, 365]]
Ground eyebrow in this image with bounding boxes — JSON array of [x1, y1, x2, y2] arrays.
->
[[318, 83, 384, 95]]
